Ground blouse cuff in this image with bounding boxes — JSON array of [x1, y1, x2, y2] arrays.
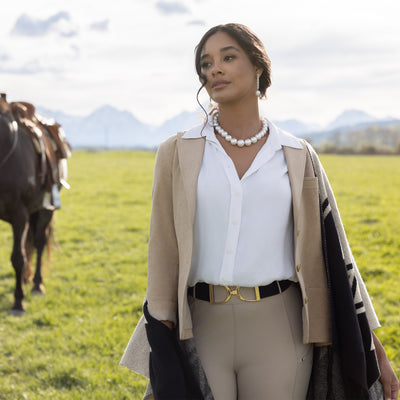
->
[[147, 300, 177, 325]]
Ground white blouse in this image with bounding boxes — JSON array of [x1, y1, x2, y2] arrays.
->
[[186, 118, 304, 287]]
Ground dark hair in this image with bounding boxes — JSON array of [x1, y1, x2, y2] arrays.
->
[[195, 23, 272, 100]]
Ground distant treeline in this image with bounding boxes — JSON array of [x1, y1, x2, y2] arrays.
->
[[308, 124, 400, 154]]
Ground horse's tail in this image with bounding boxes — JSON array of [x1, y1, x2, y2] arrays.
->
[[46, 216, 54, 267], [24, 222, 34, 284]]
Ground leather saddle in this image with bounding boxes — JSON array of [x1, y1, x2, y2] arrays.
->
[[9, 100, 71, 190], [1, 94, 71, 204]]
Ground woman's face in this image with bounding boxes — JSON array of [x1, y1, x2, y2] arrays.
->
[[200, 31, 259, 106]]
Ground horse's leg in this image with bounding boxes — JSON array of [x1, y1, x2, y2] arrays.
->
[[32, 209, 53, 294], [10, 212, 29, 315]]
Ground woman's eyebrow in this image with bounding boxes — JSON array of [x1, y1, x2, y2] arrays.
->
[[201, 46, 241, 61], [220, 45, 240, 53]]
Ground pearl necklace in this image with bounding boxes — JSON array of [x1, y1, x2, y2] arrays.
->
[[213, 113, 268, 147]]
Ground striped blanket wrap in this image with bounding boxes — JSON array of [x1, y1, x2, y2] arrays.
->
[[305, 143, 382, 400]]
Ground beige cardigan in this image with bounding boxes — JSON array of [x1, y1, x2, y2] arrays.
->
[[120, 121, 378, 377]]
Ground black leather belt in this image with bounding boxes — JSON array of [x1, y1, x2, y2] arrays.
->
[[188, 280, 292, 304]]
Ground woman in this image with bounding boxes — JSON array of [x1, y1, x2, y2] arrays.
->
[[121, 23, 398, 400]]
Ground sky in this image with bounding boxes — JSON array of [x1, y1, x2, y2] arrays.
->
[[1, 0, 400, 128]]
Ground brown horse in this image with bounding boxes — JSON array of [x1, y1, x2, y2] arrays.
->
[[0, 94, 70, 315]]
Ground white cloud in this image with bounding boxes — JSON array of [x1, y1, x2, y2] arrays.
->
[[0, 59, 61, 75], [155, 1, 190, 15], [89, 19, 109, 32], [10, 11, 77, 38], [188, 19, 206, 26], [1, 0, 399, 127]]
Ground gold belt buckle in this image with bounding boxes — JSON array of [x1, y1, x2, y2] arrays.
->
[[209, 285, 261, 304]]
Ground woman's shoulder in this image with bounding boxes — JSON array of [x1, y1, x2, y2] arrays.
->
[[272, 122, 323, 169], [156, 133, 181, 157], [268, 120, 310, 152], [159, 132, 179, 147], [158, 121, 206, 151]]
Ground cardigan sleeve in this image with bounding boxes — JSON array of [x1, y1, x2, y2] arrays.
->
[[146, 135, 179, 324], [308, 145, 380, 331]]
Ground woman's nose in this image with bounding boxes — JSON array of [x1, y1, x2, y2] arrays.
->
[[210, 61, 223, 76]]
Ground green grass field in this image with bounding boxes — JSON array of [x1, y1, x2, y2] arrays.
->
[[0, 152, 399, 399]]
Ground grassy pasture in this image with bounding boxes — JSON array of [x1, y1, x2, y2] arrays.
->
[[0, 151, 399, 399]]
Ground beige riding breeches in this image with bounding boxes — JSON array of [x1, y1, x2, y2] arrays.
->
[[189, 283, 313, 400]]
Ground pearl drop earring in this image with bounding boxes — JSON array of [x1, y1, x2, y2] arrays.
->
[[256, 73, 261, 97]]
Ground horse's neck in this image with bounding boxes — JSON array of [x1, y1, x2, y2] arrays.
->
[[0, 116, 14, 144]]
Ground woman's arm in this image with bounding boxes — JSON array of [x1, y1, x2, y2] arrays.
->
[[146, 136, 180, 324], [373, 332, 399, 400]]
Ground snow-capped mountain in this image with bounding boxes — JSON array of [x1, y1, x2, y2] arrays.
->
[[35, 105, 400, 149], [326, 109, 379, 130], [37, 105, 153, 148]]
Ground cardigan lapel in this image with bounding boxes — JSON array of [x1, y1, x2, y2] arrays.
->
[[177, 135, 206, 227], [283, 145, 307, 235]]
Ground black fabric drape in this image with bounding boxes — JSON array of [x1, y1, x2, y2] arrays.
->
[[322, 210, 380, 399], [143, 301, 204, 400]]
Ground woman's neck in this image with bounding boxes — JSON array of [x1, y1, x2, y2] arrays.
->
[[216, 102, 262, 140]]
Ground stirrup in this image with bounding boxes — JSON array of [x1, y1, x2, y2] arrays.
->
[[51, 184, 61, 209], [42, 192, 55, 210]]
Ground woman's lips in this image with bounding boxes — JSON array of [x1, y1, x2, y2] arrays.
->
[[212, 81, 229, 90]]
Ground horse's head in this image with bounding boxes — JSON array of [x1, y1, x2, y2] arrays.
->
[[0, 98, 17, 136], [0, 93, 15, 122], [0, 95, 19, 168], [0, 93, 10, 114]]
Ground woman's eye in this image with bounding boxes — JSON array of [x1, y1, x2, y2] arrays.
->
[[201, 62, 211, 69], [225, 55, 236, 61]]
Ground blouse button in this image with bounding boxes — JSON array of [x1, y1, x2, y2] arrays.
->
[[304, 297, 308, 304], [296, 264, 301, 272]]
